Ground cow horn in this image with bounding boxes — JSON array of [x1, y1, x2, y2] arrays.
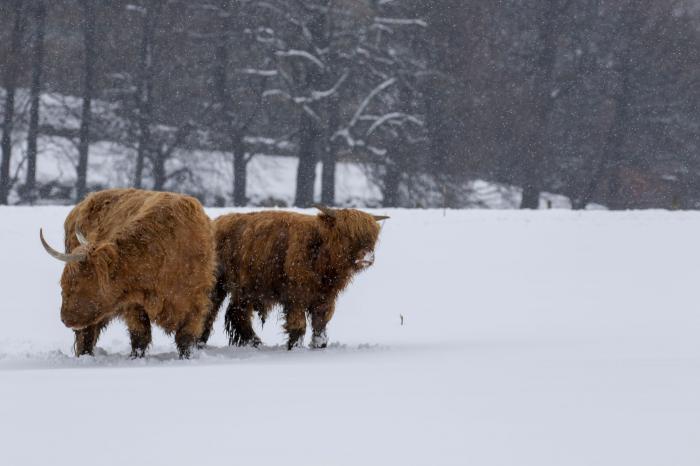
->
[[313, 203, 337, 218], [40, 229, 87, 263], [373, 215, 390, 221], [75, 227, 89, 246]]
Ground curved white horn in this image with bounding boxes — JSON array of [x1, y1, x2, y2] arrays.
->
[[75, 227, 89, 246], [40, 229, 87, 263]]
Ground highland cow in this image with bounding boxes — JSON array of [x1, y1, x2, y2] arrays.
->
[[200, 205, 388, 350], [40, 188, 216, 358]]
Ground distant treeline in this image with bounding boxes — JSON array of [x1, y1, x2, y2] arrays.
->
[[1, 0, 699, 209]]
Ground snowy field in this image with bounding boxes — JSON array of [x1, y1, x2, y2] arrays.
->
[[1, 207, 700, 465]]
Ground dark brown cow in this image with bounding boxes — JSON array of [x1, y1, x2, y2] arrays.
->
[[200, 205, 388, 350], [40, 188, 216, 358]]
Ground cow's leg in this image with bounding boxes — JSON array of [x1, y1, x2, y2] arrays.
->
[[285, 305, 307, 350], [175, 311, 205, 359], [73, 320, 109, 356], [123, 306, 151, 358], [310, 302, 335, 349], [173, 298, 209, 359], [224, 293, 261, 347], [197, 274, 228, 348]]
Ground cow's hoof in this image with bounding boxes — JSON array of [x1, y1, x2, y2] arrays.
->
[[231, 332, 262, 348], [177, 347, 192, 359], [310, 331, 328, 349], [286, 329, 306, 350], [287, 336, 305, 350]]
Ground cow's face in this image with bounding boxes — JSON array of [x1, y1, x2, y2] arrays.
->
[[349, 226, 382, 272], [315, 206, 387, 272], [41, 229, 120, 330], [59, 250, 117, 329]]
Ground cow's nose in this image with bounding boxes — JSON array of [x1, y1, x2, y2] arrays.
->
[[61, 314, 75, 328]]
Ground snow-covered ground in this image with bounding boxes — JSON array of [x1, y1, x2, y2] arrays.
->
[[1, 208, 699, 465]]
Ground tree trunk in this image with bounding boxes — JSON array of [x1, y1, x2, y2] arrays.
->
[[383, 161, 401, 207], [603, 129, 627, 210], [577, 69, 632, 210], [520, 138, 543, 209], [213, 0, 248, 207], [152, 150, 166, 191], [382, 84, 413, 208], [294, 111, 319, 207], [23, 0, 47, 204], [134, 1, 161, 189], [519, 2, 560, 210], [0, 1, 26, 205], [320, 152, 336, 206], [293, 9, 328, 208], [76, 0, 96, 201], [320, 97, 340, 206], [520, 183, 541, 209], [603, 78, 632, 210], [232, 138, 247, 207], [571, 197, 587, 211]]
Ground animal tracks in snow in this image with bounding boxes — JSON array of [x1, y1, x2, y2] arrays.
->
[[0, 341, 391, 370]]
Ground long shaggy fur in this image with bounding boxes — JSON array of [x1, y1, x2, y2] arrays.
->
[[202, 208, 382, 349], [57, 188, 216, 358]]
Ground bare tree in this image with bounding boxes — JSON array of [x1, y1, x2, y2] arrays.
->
[[151, 123, 196, 191], [0, 0, 27, 205], [208, 0, 269, 206], [75, 0, 97, 201], [133, 0, 163, 189], [23, 0, 47, 204], [263, 0, 425, 206], [329, 4, 428, 207], [262, 0, 357, 207], [517, 0, 573, 209]]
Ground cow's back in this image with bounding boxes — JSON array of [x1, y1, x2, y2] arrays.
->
[[214, 211, 320, 300], [66, 189, 207, 247]]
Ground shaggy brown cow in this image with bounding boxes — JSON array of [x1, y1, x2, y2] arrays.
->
[[40, 188, 216, 358], [200, 205, 388, 350]]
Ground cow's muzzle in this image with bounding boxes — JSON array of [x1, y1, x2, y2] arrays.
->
[[355, 251, 375, 269]]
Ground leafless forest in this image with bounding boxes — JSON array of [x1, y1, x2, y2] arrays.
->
[[1, 0, 700, 209]]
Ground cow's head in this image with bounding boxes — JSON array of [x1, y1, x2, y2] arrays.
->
[[40, 229, 119, 330], [313, 204, 389, 271]]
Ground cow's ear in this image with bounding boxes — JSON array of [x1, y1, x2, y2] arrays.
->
[[314, 204, 337, 225], [90, 242, 119, 292]]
